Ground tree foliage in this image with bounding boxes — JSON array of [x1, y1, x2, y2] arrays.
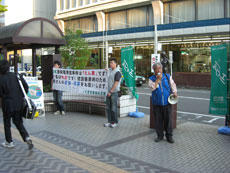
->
[[0, 0, 7, 13], [60, 29, 90, 69]]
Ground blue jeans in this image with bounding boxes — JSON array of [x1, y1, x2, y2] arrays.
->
[[53, 90, 64, 112], [106, 92, 118, 124]]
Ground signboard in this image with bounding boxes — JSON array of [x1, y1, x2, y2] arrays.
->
[[169, 51, 173, 64], [121, 46, 138, 99], [52, 69, 108, 96], [24, 77, 44, 109], [151, 54, 160, 72], [209, 44, 228, 115]]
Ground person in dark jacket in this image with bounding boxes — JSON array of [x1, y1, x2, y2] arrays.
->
[[52, 61, 65, 115], [149, 62, 178, 144], [0, 60, 33, 149]]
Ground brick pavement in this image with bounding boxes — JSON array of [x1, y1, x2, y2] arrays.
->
[[0, 112, 229, 173]]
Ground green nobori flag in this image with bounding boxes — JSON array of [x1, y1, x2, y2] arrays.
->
[[121, 46, 139, 100], [209, 44, 229, 115]]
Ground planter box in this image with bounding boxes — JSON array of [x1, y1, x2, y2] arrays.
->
[[118, 95, 136, 117]]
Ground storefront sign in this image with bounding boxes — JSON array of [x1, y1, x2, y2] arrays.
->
[[121, 46, 138, 99], [151, 54, 160, 72], [209, 44, 229, 115], [24, 77, 44, 109], [52, 69, 108, 96]]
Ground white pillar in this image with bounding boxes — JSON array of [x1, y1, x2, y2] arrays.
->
[[56, 0, 60, 12], [96, 11, 107, 68], [63, 0, 66, 9], [57, 20, 65, 33], [96, 11, 105, 32], [151, 0, 163, 24], [106, 41, 109, 69], [152, 0, 163, 54], [70, 0, 73, 8]]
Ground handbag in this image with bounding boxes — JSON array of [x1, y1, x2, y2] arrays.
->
[[17, 74, 37, 119]]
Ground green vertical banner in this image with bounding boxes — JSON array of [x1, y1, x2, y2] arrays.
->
[[227, 43, 230, 115], [121, 46, 139, 99], [209, 44, 228, 115]]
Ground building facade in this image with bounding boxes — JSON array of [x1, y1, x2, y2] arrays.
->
[[0, 0, 57, 67], [54, 0, 230, 88], [3, 0, 56, 26]]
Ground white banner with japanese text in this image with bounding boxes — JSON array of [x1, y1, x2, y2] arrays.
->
[[52, 69, 108, 96]]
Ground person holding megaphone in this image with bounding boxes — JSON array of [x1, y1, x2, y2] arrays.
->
[[149, 62, 178, 144]]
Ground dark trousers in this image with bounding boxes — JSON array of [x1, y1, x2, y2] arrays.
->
[[106, 92, 118, 124], [153, 104, 173, 139], [53, 90, 64, 112], [3, 111, 29, 143]]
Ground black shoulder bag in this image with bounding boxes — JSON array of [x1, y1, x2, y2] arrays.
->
[[17, 74, 37, 119]]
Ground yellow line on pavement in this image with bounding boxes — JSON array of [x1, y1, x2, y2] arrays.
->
[[0, 124, 128, 173]]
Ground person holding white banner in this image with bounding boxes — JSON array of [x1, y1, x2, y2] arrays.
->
[[52, 61, 65, 115], [104, 58, 121, 128]]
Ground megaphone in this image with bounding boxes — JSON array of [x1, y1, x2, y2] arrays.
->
[[168, 94, 178, 104]]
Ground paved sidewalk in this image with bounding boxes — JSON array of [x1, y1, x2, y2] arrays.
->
[[0, 112, 229, 173]]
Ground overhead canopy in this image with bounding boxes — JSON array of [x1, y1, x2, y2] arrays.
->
[[0, 17, 66, 51]]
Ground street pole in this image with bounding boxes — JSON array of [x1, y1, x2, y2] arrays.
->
[[154, 24, 158, 54], [106, 40, 109, 69]]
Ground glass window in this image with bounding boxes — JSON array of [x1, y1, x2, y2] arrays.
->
[[65, 19, 80, 31], [198, 0, 224, 20], [175, 48, 211, 73], [163, 3, 170, 24], [80, 16, 97, 33], [92, 0, 97, 3], [60, 0, 64, 11], [78, 0, 83, 6], [85, 0, 90, 5], [128, 7, 147, 28], [65, 17, 97, 33], [72, 0, 76, 8], [227, 0, 230, 17], [18, 21, 41, 38], [109, 11, 127, 30], [65, 0, 70, 9], [171, 0, 195, 23], [148, 6, 154, 26]]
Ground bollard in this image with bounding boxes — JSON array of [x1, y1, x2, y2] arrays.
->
[[150, 96, 177, 129]]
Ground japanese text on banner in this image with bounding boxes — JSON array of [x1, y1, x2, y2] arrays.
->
[[52, 69, 108, 96]]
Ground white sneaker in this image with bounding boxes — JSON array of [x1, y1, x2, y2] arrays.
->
[[2, 142, 14, 148], [61, 111, 65, 115], [54, 111, 60, 115], [104, 123, 111, 127], [110, 123, 118, 128]]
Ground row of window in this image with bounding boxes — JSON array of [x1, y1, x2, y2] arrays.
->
[[65, 5, 153, 33], [64, 0, 230, 33], [164, 0, 230, 23], [59, 0, 107, 11]]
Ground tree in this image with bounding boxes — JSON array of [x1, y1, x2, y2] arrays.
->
[[60, 29, 90, 69], [0, 0, 7, 13]]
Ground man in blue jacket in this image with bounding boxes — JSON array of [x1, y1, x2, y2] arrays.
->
[[149, 62, 177, 143]]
